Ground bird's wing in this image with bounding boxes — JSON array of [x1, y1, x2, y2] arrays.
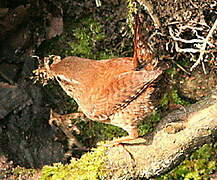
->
[[88, 69, 162, 120]]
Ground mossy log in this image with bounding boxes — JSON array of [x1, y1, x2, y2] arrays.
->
[[105, 90, 217, 179]]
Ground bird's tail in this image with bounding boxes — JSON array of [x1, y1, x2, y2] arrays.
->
[[133, 11, 158, 71]]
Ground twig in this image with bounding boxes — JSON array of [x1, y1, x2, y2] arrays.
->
[[174, 42, 208, 53], [136, 0, 161, 28], [171, 59, 191, 75], [95, 0, 101, 7], [190, 19, 217, 72], [169, 19, 217, 73], [201, 61, 207, 74], [169, 27, 213, 45]]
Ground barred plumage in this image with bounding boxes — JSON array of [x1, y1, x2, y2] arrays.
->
[[43, 56, 162, 142]]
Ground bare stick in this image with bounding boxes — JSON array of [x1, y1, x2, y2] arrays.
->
[[190, 19, 217, 72], [136, 0, 161, 28]]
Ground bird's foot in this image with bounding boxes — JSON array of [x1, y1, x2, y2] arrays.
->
[[49, 110, 86, 151], [105, 136, 143, 147]]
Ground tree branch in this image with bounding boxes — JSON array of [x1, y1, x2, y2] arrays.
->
[[105, 90, 217, 179]]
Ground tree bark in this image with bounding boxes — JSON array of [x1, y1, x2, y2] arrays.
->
[[105, 90, 217, 179]]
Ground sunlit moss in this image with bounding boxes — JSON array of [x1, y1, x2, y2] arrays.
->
[[38, 17, 116, 60], [40, 145, 108, 180]]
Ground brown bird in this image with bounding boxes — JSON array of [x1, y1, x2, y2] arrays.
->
[[39, 56, 162, 143]]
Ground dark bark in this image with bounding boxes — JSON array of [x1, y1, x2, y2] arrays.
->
[[0, 82, 32, 119], [0, 0, 65, 168], [0, 57, 68, 168]]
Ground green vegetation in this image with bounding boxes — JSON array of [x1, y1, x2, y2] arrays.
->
[[38, 17, 116, 60], [161, 65, 191, 108], [68, 17, 111, 59], [76, 120, 126, 146], [40, 145, 108, 180], [161, 88, 190, 108], [127, 0, 138, 31], [157, 143, 217, 180], [138, 110, 161, 136]]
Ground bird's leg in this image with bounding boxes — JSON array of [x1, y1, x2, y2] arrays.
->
[[108, 128, 140, 145], [49, 111, 85, 132], [64, 112, 86, 123], [126, 127, 139, 139], [49, 110, 88, 158]]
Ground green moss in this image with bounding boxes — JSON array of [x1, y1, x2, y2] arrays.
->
[[138, 111, 161, 136], [160, 93, 170, 108], [157, 143, 217, 180], [161, 65, 191, 108], [170, 89, 190, 106], [40, 145, 108, 180], [160, 88, 190, 108], [38, 16, 116, 60], [68, 17, 107, 59], [67, 119, 126, 147], [166, 67, 178, 79]]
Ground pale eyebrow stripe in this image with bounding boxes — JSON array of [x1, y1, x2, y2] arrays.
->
[[56, 75, 80, 84]]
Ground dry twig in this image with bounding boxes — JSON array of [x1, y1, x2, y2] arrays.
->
[[169, 19, 217, 74], [190, 19, 217, 72]]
